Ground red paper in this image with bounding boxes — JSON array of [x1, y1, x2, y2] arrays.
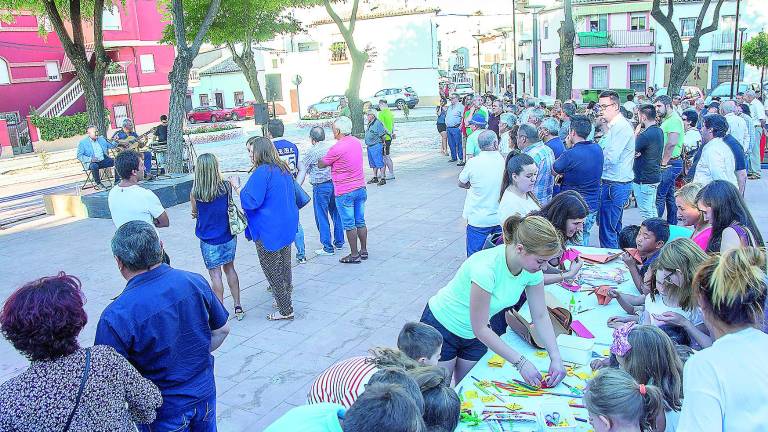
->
[[571, 320, 595, 338], [580, 252, 622, 264], [593, 285, 614, 305], [622, 248, 643, 264]]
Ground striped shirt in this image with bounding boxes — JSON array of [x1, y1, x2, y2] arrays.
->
[[307, 356, 378, 408]]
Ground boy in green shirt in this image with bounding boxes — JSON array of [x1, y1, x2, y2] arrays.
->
[[654, 95, 685, 224]]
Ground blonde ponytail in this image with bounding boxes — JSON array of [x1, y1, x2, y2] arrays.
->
[[502, 215, 562, 257], [585, 368, 665, 432]]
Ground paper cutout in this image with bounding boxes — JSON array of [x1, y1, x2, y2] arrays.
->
[[580, 252, 622, 264], [480, 395, 496, 403], [623, 248, 643, 264], [593, 285, 615, 305], [465, 390, 479, 400], [461, 401, 474, 410], [488, 354, 506, 368], [534, 350, 549, 358], [571, 320, 595, 338], [561, 248, 582, 263], [560, 280, 581, 292], [580, 267, 625, 283]]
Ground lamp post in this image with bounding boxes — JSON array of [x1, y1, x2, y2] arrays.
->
[[472, 34, 483, 94], [512, 3, 518, 98], [736, 27, 747, 91], [729, 0, 742, 98]]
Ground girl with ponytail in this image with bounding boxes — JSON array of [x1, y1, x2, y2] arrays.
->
[[678, 247, 768, 431], [585, 368, 665, 432], [420, 215, 566, 386]]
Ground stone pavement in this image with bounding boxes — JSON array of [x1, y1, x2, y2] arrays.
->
[[2, 139, 768, 430]]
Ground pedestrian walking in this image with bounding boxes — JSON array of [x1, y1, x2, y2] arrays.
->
[[364, 109, 388, 186]]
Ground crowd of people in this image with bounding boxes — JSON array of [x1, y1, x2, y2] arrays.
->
[[1, 84, 768, 432]]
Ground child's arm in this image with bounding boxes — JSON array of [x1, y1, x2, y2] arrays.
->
[[655, 312, 713, 348], [608, 288, 646, 314], [621, 253, 644, 293]]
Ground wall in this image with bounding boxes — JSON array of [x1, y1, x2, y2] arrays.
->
[[193, 71, 266, 109], [112, 45, 175, 88], [103, 0, 169, 42], [104, 89, 170, 128]]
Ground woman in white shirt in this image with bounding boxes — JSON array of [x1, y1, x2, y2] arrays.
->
[[498, 153, 540, 226], [678, 247, 768, 431]]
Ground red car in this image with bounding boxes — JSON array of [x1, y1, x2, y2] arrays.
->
[[229, 101, 255, 121], [187, 106, 232, 123]]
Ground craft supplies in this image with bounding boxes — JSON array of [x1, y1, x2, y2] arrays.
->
[[570, 320, 595, 339], [579, 267, 625, 283], [568, 294, 576, 313], [557, 334, 595, 364], [538, 402, 578, 431], [560, 280, 581, 292], [488, 354, 506, 368], [579, 252, 622, 264]]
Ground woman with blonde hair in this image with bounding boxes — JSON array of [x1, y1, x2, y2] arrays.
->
[[678, 247, 768, 430], [420, 215, 566, 385], [674, 182, 711, 250], [233, 136, 298, 321], [191, 153, 243, 320]]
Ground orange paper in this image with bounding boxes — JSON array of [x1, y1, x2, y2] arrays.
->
[[593, 285, 614, 305], [622, 248, 643, 264], [580, 252, 622, 264]]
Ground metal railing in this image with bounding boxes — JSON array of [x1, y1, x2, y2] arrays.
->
[[103, 73, 128, 90], [38, 79, 84, 118], [711, 30, 736, 52], [189, 69, 200, 82], [576, 29, 654, 49]]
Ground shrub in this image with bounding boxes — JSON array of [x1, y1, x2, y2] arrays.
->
[[30, 110, 109, 141], [184, 123, 237, 135]]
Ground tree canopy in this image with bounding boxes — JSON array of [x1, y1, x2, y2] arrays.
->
[[743, 32, 768, 69]]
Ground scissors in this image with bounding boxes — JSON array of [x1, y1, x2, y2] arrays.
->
[[545, 412, 561, 426]]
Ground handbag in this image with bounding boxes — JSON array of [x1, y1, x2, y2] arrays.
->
[[63, 348, 91, 432], [295, 179, 311, 209], [226, 183, 247, 236], [505, 293, 573, 349]]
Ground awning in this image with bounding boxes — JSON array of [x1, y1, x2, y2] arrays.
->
[[574, 1, 651, 16], [60, 44, 94, 73]]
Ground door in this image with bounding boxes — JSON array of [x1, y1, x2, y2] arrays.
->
[[184, 94, 193, 112], [5, 114, 32, 155], [629, 64, 647, 93], [113, 105, 129, 129], [717, 64, 739, 86], [214, 92, 224, 109]]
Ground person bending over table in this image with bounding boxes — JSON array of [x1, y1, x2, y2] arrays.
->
[[420, 215, 566, 386]]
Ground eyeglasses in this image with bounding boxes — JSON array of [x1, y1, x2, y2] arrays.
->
[[598, 103, 616, 110]]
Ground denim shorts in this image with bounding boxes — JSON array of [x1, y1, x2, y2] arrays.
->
[[367, 143, 385, 168], [200, 236, 236, 269], [420, 304, 488, 362], [335, 187, 367, 231]]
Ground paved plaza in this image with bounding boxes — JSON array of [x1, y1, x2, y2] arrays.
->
[[2, 122, 768, 430]]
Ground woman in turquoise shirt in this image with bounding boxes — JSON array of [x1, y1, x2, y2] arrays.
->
[[420, 215, 566, 386]]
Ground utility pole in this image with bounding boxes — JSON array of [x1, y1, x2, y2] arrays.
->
[[729, 0, 742, 98], [736, 27, 747, 91], [512, 2, 518, 98], [473, 34, 483, 94]]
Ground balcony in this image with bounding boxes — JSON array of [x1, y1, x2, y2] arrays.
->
[[103, 73, 128, 95], [188, 69, 200, 86], [575, 30, 655, 54], [711, 30, 736, 52]]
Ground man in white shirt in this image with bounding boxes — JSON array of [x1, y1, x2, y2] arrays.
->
[[693, 114, 737, 187], [721, 100, 750, 153], [745, 90, 765, 179], [622, 93, 636, 114], [108, 150, 171, 261], [596, 90, 636, 249], [458, 130, 505, 257]]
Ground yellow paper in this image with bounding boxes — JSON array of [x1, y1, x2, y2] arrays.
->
[[534, 350, 549, 358], [575, 371, 592, 380], [461, 401, 474, 410], [480, 395, 496, 403], [488, 354, 506, 367], [505, 403, 523, 410], [602, 349, 610, 356], [465, 390, 479, 400]]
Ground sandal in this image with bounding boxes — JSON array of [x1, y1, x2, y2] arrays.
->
[[360, 251, 369, 260], [367, 177, 379, 184], [266, 311, 294, 321], [234, 306, 245, 321], [340, 254, 362, 264]]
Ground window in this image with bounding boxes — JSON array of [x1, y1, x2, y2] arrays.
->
[[234, 91, 244, 105], [630, 14, 647, 30], [544, 21, 549, 39], [720, 15, 736, 30], [271, 58, 278, 68], [330, 41, 348, 62], [297, 41, 319, 52], [200, 94, 209, 106], [0, 58, 10, 84], [680, 18, 696, 37], [591, 65, 608, 89], [543, 61, 552, 96], [45, 61, 60, 81], [629, 64, 647, 92], [589, 14, 608, 32], [139, 54, 155, 73], [265, 73, 283, 101], [102, 6, 121, 30]]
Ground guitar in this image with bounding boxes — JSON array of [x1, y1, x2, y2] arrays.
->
[[111, 127, 156, 152]]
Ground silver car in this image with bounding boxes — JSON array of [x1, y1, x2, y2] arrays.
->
[[367, 87, 419, 110]]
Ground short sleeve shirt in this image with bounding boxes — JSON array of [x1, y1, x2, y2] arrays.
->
[[265, 403, 345, 432], [108, 185, 165, 230], [94, 265, 229, 418], [428, 245, 544, 339], [364, 119, 387, 147], [273, 139, 300, 175], [633, 125, 664, 184], [465, 129, 482, 157], [552, 140, 604, 212], [522, 141, 556, 205], [661, 112, 685, 158], [458, 151, 505, 227], [321, 136, 365, 196], [301, 142, 334, 185]]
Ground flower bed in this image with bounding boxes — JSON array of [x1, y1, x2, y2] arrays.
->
[[185, 125, 244, 145], [184, 123, 237, 135]]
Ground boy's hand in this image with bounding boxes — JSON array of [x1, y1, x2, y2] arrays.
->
[[621, 252, 636, 267], [607, 315, 637, 328], [607, 288, 621, 299]]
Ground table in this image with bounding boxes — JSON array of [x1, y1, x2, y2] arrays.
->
[[455, 247, 638, 432]]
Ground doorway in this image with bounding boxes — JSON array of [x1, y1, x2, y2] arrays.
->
[[214, 92, 224, 109]]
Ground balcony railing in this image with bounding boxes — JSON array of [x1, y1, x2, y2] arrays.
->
[[711, 30, 736, 52], [189, 69, 200, 83], [576, 29, 654, 49], [103, 73, 128, 90]]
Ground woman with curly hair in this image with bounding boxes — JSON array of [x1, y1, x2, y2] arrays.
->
[[0, 273, 161, 431]]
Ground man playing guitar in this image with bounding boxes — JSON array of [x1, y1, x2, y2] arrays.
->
[[112, 118, 155, 180]]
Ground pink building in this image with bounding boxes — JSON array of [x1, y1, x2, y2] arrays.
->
[[0, 0, 175, 156]]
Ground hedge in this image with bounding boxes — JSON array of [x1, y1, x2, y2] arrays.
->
[[30, 110, 109, 141]]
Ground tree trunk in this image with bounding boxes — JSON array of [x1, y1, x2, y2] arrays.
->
[[761, 66, 765, 100], [74, 64, 109, 134], [667, 60, 693, 96], [347, 52, 367, 137], [229, 46, 265, 103], [167, 56, 192, 174], [556, 0, 575, 101]]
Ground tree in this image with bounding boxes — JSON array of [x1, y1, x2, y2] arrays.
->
[[323, 0, 370, 136], [743, 32, 768, 97], [161, 0, 222, 173], [651, 0, 725, 95], [0, 0, 113, 135], [555, 0, 575, 101], [177, 0, 313, 105]]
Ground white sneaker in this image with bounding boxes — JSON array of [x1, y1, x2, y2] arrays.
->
[[315, 249, 334, 256]]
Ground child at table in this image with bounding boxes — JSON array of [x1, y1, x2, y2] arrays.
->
[[592, 324, 684, 431], [608, 239, 712, 349], [621, 218, 669, 294], [308, 322, 443, 408], [674, 182, 712, 250], [618, 225, 640, 249], [585, 366, 665, 432], [410, 366, 460, 432]]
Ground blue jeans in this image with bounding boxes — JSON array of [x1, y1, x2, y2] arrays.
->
[[295, 222, 305, 259], [632, 182, 660, 220], [313, 181, 345, 253], [335, 187, 367, 231], [447, 127, 463, 161], [599, 181, 632, 249], [143, 151, 153, 174], [582, 210, 597, 247], [137, 393, 216, 432], [466, 224, 502, 257], [655, 160, 683, 224]]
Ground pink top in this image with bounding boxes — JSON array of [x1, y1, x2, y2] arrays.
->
[[691, 226, 713, 250], [321, 135, 365, 196]]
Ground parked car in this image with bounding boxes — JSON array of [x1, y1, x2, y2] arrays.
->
[[307, 95, 345, 115], [705, 82, 756, 104], [655, 86, 704, 102], [367, 87, 419, 109], [229, 101, 255, 121], [187, 106, 232, 123], [453, 82, 475, 97]]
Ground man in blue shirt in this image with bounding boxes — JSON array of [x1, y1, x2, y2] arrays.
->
[[553, 115, 604, 246], [112, 119, 153, 179], [76, 125, 117, 189], [539, 117, 565, 159], [95, 221, 230, 432], [266, 118, 306, 263]]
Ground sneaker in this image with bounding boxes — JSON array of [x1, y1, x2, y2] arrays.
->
[[315, 249, 334, 256], [378, 178, 387, 186], [367, 177, 379, 184], [457, 161, 466, 166], [297, 256, 308, 264], [385, 175, 395, 180]]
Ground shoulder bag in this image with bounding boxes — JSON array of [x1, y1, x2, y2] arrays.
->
[[63, 347, 91, 432], [226, 182, 247, 236], [295, 179, 311, 209]]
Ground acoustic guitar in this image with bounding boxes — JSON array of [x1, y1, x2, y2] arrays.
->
[[111, 127, 156, 152]]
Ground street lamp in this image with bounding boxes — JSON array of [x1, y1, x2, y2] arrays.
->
[[736, 27, 748, 91], [729, 0, 742, 98], [472, 34, 483, 94]]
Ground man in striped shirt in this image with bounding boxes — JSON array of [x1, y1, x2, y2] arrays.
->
[[307, 322, 443, 408]]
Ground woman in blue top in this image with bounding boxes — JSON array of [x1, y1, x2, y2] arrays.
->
[[190, 153, 243, 320], [420, 215, 567, 386], [234, 136, 299, 321]]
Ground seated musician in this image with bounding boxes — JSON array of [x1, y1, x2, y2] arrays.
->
[[152, 115, 168, 173], [77, 125, 117, 189], [112, 118, 154, 180]]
